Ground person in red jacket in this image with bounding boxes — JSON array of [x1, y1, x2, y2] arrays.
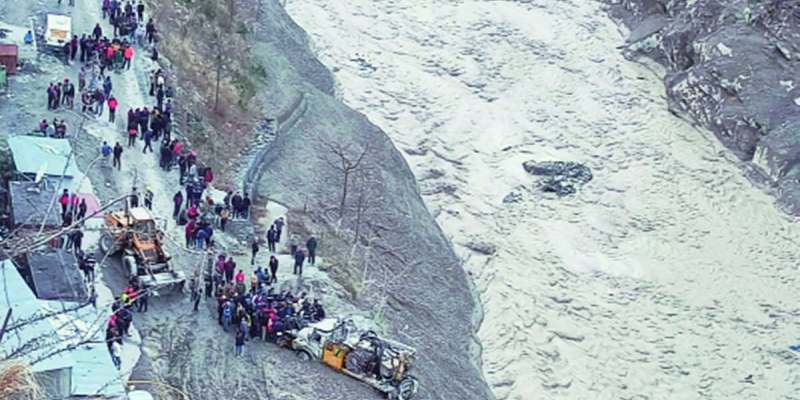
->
[[128, 127, 138, 147], [107, 96, 118, 123], [123, 45, 134, 70], [58, 189, 70, 220]]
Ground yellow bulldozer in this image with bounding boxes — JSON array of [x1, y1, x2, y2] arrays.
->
[[99, 207, 185, 291]]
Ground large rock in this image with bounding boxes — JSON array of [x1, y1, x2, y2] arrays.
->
[[523, 160, 593, 196], [607, 0, 800, 212]]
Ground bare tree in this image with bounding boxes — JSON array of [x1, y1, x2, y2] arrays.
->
[[322, 139, 372, 218], [194, 0, 239, 112], [350, 166, 384, 244]]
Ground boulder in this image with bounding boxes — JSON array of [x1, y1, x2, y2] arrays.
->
[[523, 160, 593, 196]]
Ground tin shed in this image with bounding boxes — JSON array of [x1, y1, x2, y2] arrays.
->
[[0, 43, 18, 74]]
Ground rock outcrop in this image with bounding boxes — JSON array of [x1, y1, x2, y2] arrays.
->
[[523, 160, 593, 196], [607, 0, 800, 213]]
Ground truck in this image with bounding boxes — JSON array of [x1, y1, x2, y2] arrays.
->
[[44, 14, 71, 50], [99, 207, 186, 292], [290, 318, 420, 400]]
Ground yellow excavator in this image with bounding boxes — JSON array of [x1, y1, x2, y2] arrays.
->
[[99, 207, 185, 291]]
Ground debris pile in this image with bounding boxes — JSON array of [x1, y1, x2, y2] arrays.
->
[[523, 160, 593, 196]]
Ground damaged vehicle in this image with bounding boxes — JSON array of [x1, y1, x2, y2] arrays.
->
[[290, 318, 419, 400]]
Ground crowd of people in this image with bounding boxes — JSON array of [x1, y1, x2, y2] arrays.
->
[[40, 0, 333, 368], [205, 263, 327, 355], [106, 279, 147, 369], [46, 79, 76, 110], [37, 117, 70, 138]]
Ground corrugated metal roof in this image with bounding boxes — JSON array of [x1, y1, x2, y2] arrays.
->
[[0, 260, 126, 397], [0, 43, 18, 56], [0, 259, 74, 374], [8, 135, 80, 177], [27, 249, 87, 302]]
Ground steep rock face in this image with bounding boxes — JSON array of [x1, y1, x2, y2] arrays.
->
[[152, 0, 491, 398], [608, 0, 800, 212], [255, 93, 491, 400]]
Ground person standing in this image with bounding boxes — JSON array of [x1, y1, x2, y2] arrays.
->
[[71, 229, 84, 252], [234, 269, 245, 285], [142, 129, 153, 153], [123, 45, 134, 70], [222, 300, 233, 331], [93, 23, 103, 40], [59, 189, 70, 220], [184, 220, 195, 247], [145, 18, 156, 44], [136, 1, 144, 21], [103, 76, 113, 98], [54, 83, 61, 109], [144, 187, 154, 209], [137, 288, 148, 312], [241, 194, 251, 219], [79, 35, 88, 63], [231, 192, 242, 219], [46, 83, 55, 110], [95, 90, 105, 117], [64, 79, 75, 108], [250, 239, 259, 265], [306, 235, 317, 266], [195, 227, 208, 249], [224, 257, 236, 283], [70, 35, 78, 61], [293, 248, 306, 276], [219, 207, 230, 232], [117, 306, 132, 336], [82, 252, 97, 282], [108, 96, 118, 123], [268, 255, 279, 284], [135, 22, 145, 46], [62, 41, 71, 64], [172, 191, 183, 219], [266, 225, 276, 252], [77, 198, 87, 220], [235, 326, 246, 357], [129, 188, 139, 208], [204, 268, 214, 299], [289, 234, 298, 257], [190, 273, 202, 312], [127, 127, 137, 147], [274, 217, 284, 242], [113, 142, 124, 170]]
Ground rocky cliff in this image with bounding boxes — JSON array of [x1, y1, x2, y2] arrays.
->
[[607, 0, 800, 213], [149, 0, 492, 399]]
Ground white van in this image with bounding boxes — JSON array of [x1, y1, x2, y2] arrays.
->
[[44, 14, 71, 49]]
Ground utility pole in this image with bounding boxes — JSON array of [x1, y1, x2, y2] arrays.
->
[[0, 308, 13, 344]]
